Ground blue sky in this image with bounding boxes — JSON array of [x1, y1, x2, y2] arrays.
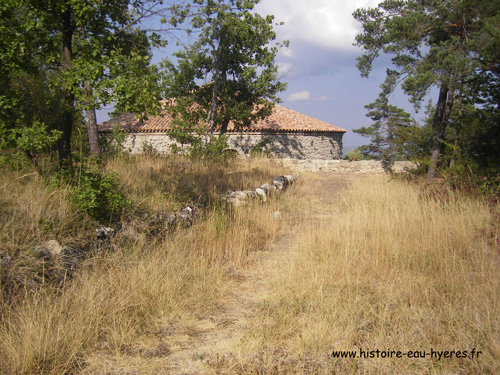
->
[[98, 0, 425, 151], [254, 0, 425, 151]]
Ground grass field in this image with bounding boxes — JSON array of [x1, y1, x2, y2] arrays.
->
[[222, 175, 500, 374], [1, 157, 499, 374]]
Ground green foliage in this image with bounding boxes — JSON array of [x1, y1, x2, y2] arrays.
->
[[250, 136, 273, 157], [190, 134, 229, 161], [344, 149, 363, 162], [69, 165, 130, 223], [142, 141, 159, 157], [353, 0, 500, 179], [1, 0, 167, 165], [13, 122, 62, 155], [354, 70, 421, 171], [100, 125, 128, 156], [0, 121, 61, 169], [162, 0, 287, 148]]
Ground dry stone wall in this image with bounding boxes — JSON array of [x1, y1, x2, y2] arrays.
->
[[221, 173, 299, 207], [279, 159, 417, 174], [116, 132, 343, 160], [226, 132, 343, 159], [120, 133, 181, 154], [113, 134, 413, 174]]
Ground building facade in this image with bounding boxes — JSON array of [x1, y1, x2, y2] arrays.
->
[[98, 104, 346, 159]]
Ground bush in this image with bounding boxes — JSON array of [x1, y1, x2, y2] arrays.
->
[[344, 149, 363, 161], [100, 125, 128, 156], [190, 134, 230, 162], [70, 166, 130, 222], [250, 136, 273, 157], [0, 121, 61, 171]]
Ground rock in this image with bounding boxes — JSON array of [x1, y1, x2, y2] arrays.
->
[[95, 226, 115, 240], [93, 226, 116, 253], [221, 191, 247, 206], [0, 253, 12, 267], [221, 173, 298, 206], [44, 239, 63, 256], [165, 212, 177, 227], [284, 175, 296, 184], [259, 183, 273, 194], [224, 194, 244, 206], [243, 190, 257, 199], [33, 246, 53, 260], [234, 191, 249, 200], [177, 206, 194, 226], [272, 180, 284, 190], [255, 187, 267, 201], [272, 211, 282, 220], [272, 176, 290, 190]]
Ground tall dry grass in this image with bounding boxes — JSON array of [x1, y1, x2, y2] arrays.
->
[[0, 170, 88, 249], [232, 175, 500, 374], [105, 154, 286, 211], [0, 156, 288, 374], [0, 170, 92, 304]]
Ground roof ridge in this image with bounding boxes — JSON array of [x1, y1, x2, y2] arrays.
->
[[98, 104, 346, 133]]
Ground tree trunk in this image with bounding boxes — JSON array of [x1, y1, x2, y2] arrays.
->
[[426, 83, 455, 182], [86, 108, 100, 154], [58, 11, 75, 167], [207, 81, 219, 135], [220, 117, 230, 135], [449, 94, 463, 168], [84, 83, 100, 154], [207, 30, 227, 134]]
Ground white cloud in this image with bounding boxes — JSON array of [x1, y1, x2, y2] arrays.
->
[[287, 90, 311, 102], [256, 0, 380, 51], [313, 96, 330, 101], [277, 61, 295, 78]]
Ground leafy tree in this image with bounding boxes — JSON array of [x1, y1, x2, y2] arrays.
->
[[0, 1, 67, 167], [76, 28, 163, 155], [0, 0, 172, 166], [354, 0, 500, 181], [162, 0, 287, 150]]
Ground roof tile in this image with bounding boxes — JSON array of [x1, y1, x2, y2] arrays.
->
[[98, 104, 346, 134]]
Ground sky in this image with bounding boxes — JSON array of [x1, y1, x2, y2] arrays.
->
[[253, 0, 420, 151], [98, 0, 424, 152]]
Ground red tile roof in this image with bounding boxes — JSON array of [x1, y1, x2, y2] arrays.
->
[[98, 104, 346, 134]]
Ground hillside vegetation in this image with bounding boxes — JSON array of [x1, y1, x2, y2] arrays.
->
[[1, 156, 499, 374], [223, 175, 500, 374]]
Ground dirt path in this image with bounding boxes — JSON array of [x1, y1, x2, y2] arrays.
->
[[163, 173, 354, 374]]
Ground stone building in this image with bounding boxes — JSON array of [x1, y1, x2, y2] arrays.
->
[[97, 104, 346, 159]]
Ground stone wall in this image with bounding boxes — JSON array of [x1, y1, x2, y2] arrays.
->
[[116, 132, 344, 160], [279, 159, 417, 174], [120, 133, 182, 154], [226, 132, 343, 159]]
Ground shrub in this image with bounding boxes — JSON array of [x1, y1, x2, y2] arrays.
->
[[250, 136, 273, 157], [190, 134, 230, 162], [100, 125, 128, 156], [344, 149, 363, 161], [70, 166, 130, 222]]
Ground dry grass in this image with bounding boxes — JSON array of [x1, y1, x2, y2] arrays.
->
[[0, 170, 91, 304], [0, 170, 88, 249], [2, 162, 498, 375], [105, 154, 286, 211], [228, 175, 500, 374], [0, 156, 288, 374]]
